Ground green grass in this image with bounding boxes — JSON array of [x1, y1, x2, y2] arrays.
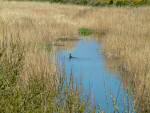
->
[[79, 28, 93, 36]]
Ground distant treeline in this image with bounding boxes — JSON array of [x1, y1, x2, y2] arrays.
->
[[10, 0, 150, 6]]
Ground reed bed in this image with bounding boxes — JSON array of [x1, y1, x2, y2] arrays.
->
[[0, 1, 150, 112], [0, 27, 95, 113], [0, 3, 94, 112]]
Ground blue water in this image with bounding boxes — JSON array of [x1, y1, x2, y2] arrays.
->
[[57, 39, 134, 113]]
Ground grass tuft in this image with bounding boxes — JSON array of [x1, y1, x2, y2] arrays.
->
[[79, 28, 93, 36]]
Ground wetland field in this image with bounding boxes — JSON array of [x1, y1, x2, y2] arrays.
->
[[0, 1, 150, 113]]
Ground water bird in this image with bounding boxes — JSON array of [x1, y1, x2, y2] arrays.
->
[[69, 53, 76, 59]]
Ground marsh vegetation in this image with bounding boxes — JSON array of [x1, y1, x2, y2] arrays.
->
[[0, 1, 150, 113]]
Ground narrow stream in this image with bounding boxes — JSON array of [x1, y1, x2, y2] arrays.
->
[[57, 39, 134, 112]]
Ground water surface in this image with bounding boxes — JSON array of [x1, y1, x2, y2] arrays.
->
[[57, 39, 134, 112]]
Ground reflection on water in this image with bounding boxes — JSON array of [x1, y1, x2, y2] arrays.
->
[[57, 39, 134, 112]]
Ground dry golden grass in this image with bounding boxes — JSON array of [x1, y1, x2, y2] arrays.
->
[[0, 1, 150, 112]]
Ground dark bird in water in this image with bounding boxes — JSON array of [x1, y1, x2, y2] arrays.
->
[[69, 53, 76, 59], [69, 53, 73, 59]]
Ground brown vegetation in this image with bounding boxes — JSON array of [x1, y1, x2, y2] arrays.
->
[[0, 1, 150, 112]]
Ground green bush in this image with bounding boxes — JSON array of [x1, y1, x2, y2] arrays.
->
[[115, 0, 131, 6]]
